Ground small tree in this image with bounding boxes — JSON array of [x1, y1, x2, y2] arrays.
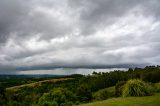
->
[[76, 84, 92, 102], [92, 71, 98, 75], [38, 88, 74, 105]]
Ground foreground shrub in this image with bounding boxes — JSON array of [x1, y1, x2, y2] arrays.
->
[[60, 102, 73, 106], [38, 88, 74, 106], [93, 87, 115, 101], [76, 84, 92, 102], [41, 101, 58, 106], [122, 79, 153, 97], [115, 81, 126, 97], [154, 83, 160, 92], [93, 89, 109, 100], [75, 101, 80, 105]]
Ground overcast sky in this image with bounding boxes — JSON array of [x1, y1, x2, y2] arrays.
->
[[0, 0, 160, 74]]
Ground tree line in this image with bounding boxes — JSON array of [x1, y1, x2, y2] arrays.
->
[[0, 65, 160, 106]]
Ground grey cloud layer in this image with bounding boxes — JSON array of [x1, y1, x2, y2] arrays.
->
[[0, 0, 160, 73]]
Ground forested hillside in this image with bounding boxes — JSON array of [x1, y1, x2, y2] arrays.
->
[[0, 66, 160, 106]]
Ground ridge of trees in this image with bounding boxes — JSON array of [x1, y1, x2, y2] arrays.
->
[[0, 65, 160, 105]]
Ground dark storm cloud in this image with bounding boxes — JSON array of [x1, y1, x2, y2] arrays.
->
[[0, 0, 74, 43], [0, 0, 27, 43], [68, 0, 146, 35], [0, 0, 160, 74]]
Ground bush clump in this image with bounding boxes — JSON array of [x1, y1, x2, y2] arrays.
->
[[93, 89, 109, 100], [115, 81, 126, 97], [38, 88, 74, 106], [122, 79, 153, 97], [42, 101, 58, 106], [93, 87, 115, 101], [76, 84, 92, 102], [154, 83, 160, 92]]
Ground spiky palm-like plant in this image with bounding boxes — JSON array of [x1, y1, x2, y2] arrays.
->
[[123, 79, 153, 97]]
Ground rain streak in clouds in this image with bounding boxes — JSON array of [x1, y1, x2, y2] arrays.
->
[[0, 0, 160, 74]]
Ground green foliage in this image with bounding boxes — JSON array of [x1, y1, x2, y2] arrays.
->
[[80, 70, 129, 92], [92, 71, 98, 75], [0, 84, 6, 106], [6, 78, 79, 106], [93, 86, 115, 101], [122, 79, 153, 97], [115, 81, 126, 97], [142, 67, 160, 83], [0, 94, 6, 106], [38, 88, 74, 106], [75, 101, 80, 105], [38, 101, 59, 106], [3, 65, 160, 105], [80, 65, 160, 94], [154, 83, 160, 92], [51, 101, 59, 106], [76, 84, 92, 102], [60, 101, 73, 106], [64, 101, 73, 106], [41, 101, 58, 106], [93, 89, 109, 100]]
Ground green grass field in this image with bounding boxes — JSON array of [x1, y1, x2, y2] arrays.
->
[[79, 93, 160, 106]]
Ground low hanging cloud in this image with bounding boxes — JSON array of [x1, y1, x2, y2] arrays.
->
[[0, 0, 160, 74]]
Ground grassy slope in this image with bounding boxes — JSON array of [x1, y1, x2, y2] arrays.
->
[[80, 93, 160, 106], [6, 78, 73, 91]]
